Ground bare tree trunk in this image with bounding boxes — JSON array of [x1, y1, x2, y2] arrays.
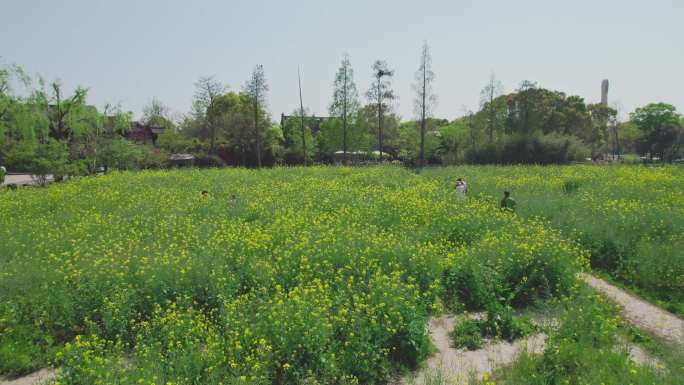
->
[[343, 69, 348, 165], [420, 58, 426, 167], [377, 76, 382, 159], [209, 121, 215, 154]]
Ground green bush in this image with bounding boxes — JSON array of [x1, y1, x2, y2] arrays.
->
[[141, 146, 169, 169], [0, 324, 52, 376], [450, 303, 535, 351], [480, 302, 535, 342], [4, 139, 70, 184], [467, 133, 589, 164], [195, 153, 226, 167], [98, 138, 145, 171], [450, 319, 483, 350]]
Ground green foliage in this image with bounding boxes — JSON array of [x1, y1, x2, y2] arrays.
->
[[282, 112, 317, 163], [426, 165, 684, 317], [450, 303, 535, 350], [398, 121, 441, 164], [450, 320, 483, 350], [98, 138, 145, 171], [479, 302, 535, 342], [157, 129, 194, 153], [496, 286, 682, 385], [442, 219, 586, 310], [4, 139, 70, 182], [631, 103, 681, 133], [141, 146, 169, 169], [631, 103, 683, 160], [0, 324, 52, 376], [317, 117, 371, 155], [467, 133, 589, 164]]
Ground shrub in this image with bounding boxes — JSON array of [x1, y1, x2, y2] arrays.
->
[[561, 178, 582, 194], [450, 303, 535, 351], [0, 324, 50, 376], [466, 133, 589, 164], [480, 302, 535, 342], [97, 138, 145, 171], [195, 153, 226, 167], [451, 319, 483, 350], [4, 139, 70, 184], [141, 146, 169, 169]]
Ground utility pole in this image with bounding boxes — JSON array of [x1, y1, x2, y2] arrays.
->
[[298, 67, 307, 166]]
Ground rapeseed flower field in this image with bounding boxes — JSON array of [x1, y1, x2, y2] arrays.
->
[[425, 165, 684, 316], [0, 165, 681, 384]]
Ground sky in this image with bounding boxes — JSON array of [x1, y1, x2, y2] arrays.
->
[[2, 0, 683, 122]]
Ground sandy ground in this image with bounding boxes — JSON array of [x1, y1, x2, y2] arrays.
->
[[0, 369, 55, 385], [582, 273, 684, 345], [395, 315, 547, 385]]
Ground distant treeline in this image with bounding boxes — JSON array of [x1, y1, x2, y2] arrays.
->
[[1, 48, 683, 178]]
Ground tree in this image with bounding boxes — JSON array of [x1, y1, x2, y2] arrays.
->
[[142, 98, 175, 130], [366, 60, 395, 158], [0, 63, 36, 148], [631, 103, 682, 160], [36, 80, 88, 142], [413, 42, 436, 166], [282, 109, 316, 164], [329, 54, 360, 164], [194, 76, 227, 154], [318, 117, 370, 158], [358, 105, 401, 157], [437, 120, 469, 164], [244, 65, 269, 168], [587, 103, 617, 155], [5, 139, 70, 184], [480, 73, 504, 143], [631, 103, 681, 133]]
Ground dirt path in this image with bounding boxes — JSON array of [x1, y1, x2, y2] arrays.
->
[[581, 273, 684, 345], [395, 315, 546, 385], [0, 369, 55, 385]]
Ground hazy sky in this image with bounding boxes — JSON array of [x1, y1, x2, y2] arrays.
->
[[2, 0, 683, 121]]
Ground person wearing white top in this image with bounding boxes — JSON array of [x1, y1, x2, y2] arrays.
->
[[455, 178, 467, 197]]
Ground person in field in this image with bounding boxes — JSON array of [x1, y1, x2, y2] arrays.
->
[[455, 178, 467, 197], [201, 190, 209, 198], [500, 191, 516, 211]]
